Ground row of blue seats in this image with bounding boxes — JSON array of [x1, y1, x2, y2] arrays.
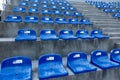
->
[[16, 1, 76, 13], [86, 1, 120, 9], [15, 29, 109, 41], [86, 1, 120, 19], [13, 8, 80, 15], [86, 1, 120, 11], [13, 6, 77, 12], [112, 13, 120, 18], [19, 1, 72, 7], [0, 48, 120, 80], [103, 9, 120, 13], [108, 2, 120, 6], [4, 15, 90, 24], [22, 0, 66, 3]]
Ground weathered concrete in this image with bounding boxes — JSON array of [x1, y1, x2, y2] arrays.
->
[[0, 22, 94, 37], [0, 38, 111, 61]]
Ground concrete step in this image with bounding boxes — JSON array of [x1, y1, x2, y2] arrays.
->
[[6, 0, 19, 6], [78, 10, 104, 13], [114, 42, 120, 48], [112, 37, 120, 48], [0, 22, 95, 37], [93, 21, 120, 24], [94, 23, 120, 27], [108, 33, 120, 37], [0, 37, 111, 61], [90, 18, 119, 21], [102, 28, 120, 32]]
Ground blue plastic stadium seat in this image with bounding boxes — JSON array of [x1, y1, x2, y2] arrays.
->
[[42, 10, 51, 14], [65, 3, 71, 7], [60, 6, 66, 10], [15, 29, 37, 41], [110, 48, 120, 63], [24, 0, 30, 2], [53, 10, 62, 15], [58, 2, 63, 6], [19, 2, 28, 6], [39, 54, 68, 79], [28, 8, 39, 13], [117, 10, 120, 13], [103, 5, 110, 9], [55, 18, 68, 24], [42, 4, 48, 9], [91, 30, 109, 39], [73, 12, 83, 17], [50, 0, 54, 2], [76, 30, 94, 39], [109, 5, 115, 8], [30, 3, 40, 7], [4, 15, 22, 22], [63, 1, 67, 4], [64, 11, 72, 16], [95, 5, 103, 9], [42, 1, 48, 4], [67, 52, 97, 74], [112, 13, 120, 18], [68, 18, 79, 24], [13, 7, 26, 12], [109, 9, 118, 13], [24, 16, 38, 23], [40, 30, 59, 40], [31, 0, 40, 2], [41, 17, 54, 24], [80, 19, 93, 25], [51, 6, 58, 10], [91, 50, 120, 69], [1, 56, 32, 80], [103, 9, 112, 13], [69, 7, 76, 11], [49, 1, 55, 5], [59, 30, 77, 40]]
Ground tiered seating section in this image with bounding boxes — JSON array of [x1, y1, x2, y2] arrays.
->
[[1, 0, 120, 80], [0, 48, 120, 80], [3, 0, 110, 41], [86, 1, 120, 19]]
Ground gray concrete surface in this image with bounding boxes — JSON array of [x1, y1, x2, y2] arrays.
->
[[0, 22, 94, 37], [0, 38, 111, 61]]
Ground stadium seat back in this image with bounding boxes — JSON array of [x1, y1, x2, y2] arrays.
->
[[91, 50, 108, 62], [18, 29, 36, 36], [67, 52, 87, 62], [60, 30, 73, 35], [91, 30, 102, 36], [1, 56, 32, 69], [40, 30, 56, 35], [39, 54, 62, 65], [110, 48, 120, 63]]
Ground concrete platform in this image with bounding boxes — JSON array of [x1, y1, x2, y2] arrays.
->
[[114, 42, 120, 48], [0, 38, 111, 61], [0, 22, 94, 37], [107, 33, 120, 37]]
